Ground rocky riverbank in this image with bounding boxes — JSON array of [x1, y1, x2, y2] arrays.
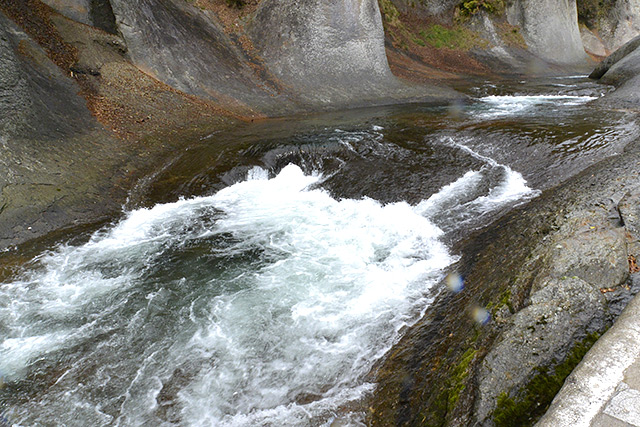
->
[[370, 107, 640, 425]]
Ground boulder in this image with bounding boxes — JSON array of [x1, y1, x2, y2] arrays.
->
[[476, 277, 607, 422], [599, 44, 640, 85], [589, 34, 640, 79], [591, 35, 640, 105], [475, 220, 629, 422]]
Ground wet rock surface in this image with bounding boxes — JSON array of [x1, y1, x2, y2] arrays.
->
[[0, 0, 464, 251], [0, 10, 124, 249], [0, 3, 234, 250], [0, 1, 639, 424], [370, 127, 640, 425]]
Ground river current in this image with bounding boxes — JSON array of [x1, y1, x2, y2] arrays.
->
[[0, 77, 638, 426]]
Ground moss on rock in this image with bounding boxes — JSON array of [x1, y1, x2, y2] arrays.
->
[[417, 24, 483, 50], [492, 332, 602, 427]]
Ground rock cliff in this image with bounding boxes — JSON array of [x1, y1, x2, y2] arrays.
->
[[105, 0, 456, 116], [507, 0, 588, 65], [2, 1, 640, 424], [247, 0, 443, 109], [579, 0, 640, 56], [0, 9, 122, 248]]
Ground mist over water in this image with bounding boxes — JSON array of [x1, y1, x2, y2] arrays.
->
[[1, 77, 637, 426]]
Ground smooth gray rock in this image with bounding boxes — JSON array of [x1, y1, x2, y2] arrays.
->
[[40, 0, 92, 25], [600, 45, 640, 85], [590, 34, 640, 106], [0, 13, 98, 141], [597, 0, 640, 52], [248, 0, 390, 87], [0, 11, 123, 249], [595, 41, 640, 105], [39, 0, 118, 34], [246, 0, 454, 109], [108, 0, 292, 116], [507, 0, 589, 65]]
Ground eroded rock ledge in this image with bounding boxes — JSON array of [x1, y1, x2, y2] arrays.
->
[[370, 138, 640, 425]]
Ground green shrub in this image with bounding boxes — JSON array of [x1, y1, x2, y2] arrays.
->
[[458, 0, 505, 17]]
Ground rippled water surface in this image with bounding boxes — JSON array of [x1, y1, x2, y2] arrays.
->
[[0, 77, 638, 426]]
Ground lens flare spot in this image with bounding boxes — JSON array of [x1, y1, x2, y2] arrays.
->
[[446, 272, 464, 293], [472, 306, 490, 325]]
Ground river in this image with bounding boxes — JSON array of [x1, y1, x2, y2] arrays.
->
[[0, 76, 638, 426]]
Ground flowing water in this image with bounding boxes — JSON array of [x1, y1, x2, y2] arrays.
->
[[0, 77, 638, 426]]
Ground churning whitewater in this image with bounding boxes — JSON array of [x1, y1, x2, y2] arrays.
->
[[476, 94, 598, 119], [0, 148, 535, 425]]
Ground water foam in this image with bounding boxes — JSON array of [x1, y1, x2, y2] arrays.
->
[[0, 151, 537, 425], [417, 138, 539, 230], [476, 94, 597, 118], [0, 164, 454, 426]]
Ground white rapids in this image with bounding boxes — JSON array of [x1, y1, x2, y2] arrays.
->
[[475, 94, 598, 119], [0, 153, 535, 426]]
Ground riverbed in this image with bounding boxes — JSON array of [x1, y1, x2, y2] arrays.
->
[[0, 76, 637, 426]]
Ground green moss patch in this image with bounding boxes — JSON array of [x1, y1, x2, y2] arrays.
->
[[492, 332, 601, 427], [448, 348, 478, 410], [417, 24, 480, 50], [420, 346, 479, 425], [487, 288, 514, 315]]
